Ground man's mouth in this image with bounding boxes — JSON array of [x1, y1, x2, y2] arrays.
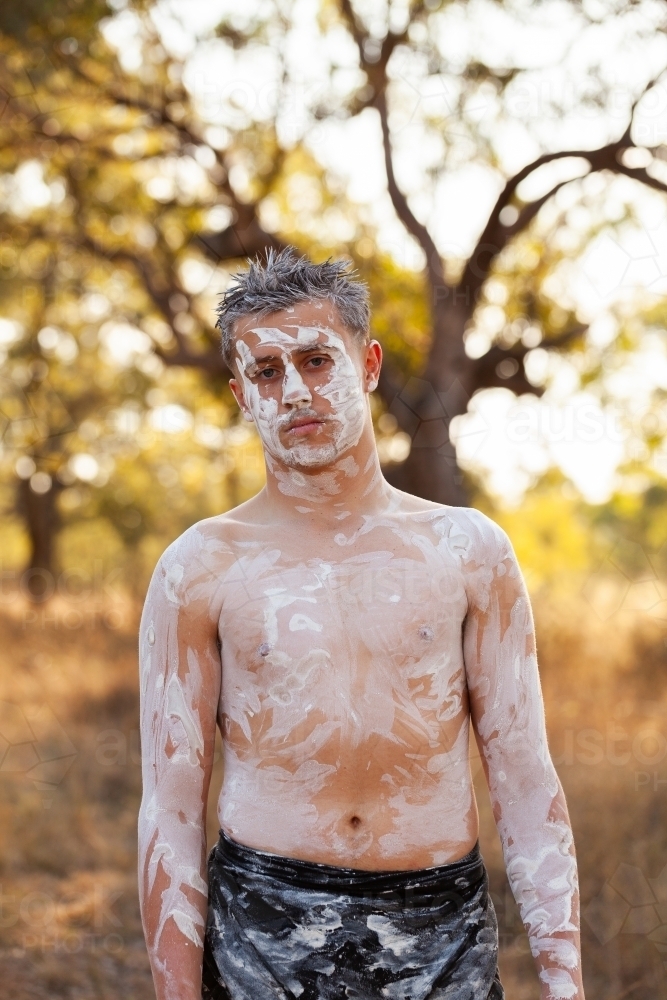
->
[[284, 416, 327, 437]]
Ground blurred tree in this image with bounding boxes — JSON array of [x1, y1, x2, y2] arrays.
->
[[2, 0, 667, 582], [0, 317, 263, 594], [0, 0, 393, 578]]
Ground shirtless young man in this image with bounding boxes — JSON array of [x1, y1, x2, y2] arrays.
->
[[138, 249, 585, 1000]]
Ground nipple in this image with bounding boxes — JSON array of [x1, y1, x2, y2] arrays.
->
[[418, 625, 434, 642], [258, 643, 271, 657]]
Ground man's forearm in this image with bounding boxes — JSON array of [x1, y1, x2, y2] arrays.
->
[[533, 934, 585, 1000], [141, 902, 207, 1000], [138, 800, 209, 1000], [500, 782, 584, 1000]]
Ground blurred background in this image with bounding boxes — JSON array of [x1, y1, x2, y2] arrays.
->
[[1, 0, 667, 996]]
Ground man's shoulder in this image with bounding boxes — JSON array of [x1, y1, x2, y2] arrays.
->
[[417, 503, 512, 568], [150, 510, 249, 606], [440, 505, 509, 547], [435, 508, 520, 615], [157, 494, 265, 567], [384, 488, 511, 563]]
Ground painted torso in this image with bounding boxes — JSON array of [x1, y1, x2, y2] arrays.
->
[[210, 506, 477, 869]]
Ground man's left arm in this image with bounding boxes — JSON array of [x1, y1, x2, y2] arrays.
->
[[461, 513, 584, 1000]]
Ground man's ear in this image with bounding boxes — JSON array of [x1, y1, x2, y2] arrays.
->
[[229, 378, 254, 422], [363, 340, 382, 393]]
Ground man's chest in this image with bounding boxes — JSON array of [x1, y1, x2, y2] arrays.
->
[[219, 528, 467, 646], [216, 542, 469, 755]]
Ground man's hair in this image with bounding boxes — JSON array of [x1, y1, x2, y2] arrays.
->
[[215, 247, 371, 370]]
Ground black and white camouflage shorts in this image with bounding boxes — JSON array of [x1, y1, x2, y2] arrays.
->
[[202, 830, 504, 1000]]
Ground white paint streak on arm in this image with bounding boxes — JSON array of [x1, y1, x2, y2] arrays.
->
[[460, 510, 585, 1000], [138, 527, 222, 1000]]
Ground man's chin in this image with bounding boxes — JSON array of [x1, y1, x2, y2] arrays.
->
[[278, 442, 341, 470]]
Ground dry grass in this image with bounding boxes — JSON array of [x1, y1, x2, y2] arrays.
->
[[0, 586, 665, 999], [480, 590, 667, 1000]]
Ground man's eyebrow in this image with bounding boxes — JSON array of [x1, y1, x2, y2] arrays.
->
[[291, 344, 333, 356], [245, 343, 333, 363], [247, 351, 282, 363]]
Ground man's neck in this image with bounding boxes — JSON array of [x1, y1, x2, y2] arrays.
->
[[260, 427, 393, 527]]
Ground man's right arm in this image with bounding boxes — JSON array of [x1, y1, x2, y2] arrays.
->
[[138, 531, 222, 1000]]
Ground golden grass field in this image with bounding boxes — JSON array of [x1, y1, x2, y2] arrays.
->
[[0, 585, 665, 999]]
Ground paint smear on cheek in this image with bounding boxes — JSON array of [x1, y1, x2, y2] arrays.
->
[[309, 328, 366, 454], [235, 340, 284, 458]]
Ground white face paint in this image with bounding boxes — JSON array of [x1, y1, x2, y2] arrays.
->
[[235, 325, 367, 471]]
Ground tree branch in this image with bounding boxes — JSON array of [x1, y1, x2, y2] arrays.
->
[[73, 228, 227, 375], [54, 53, 285, 270], [505, 181, 570, 239], [340, 0, 425, 73], [338, 1, 445, 288], [375, 91, 446, 288], [610, 158, 667, 197], [471, 324, 586, 395], [339, 0, 366, 52], [460, 68, 667, 301]]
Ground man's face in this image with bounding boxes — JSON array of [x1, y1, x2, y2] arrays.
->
[[229, 300, 379, 470]]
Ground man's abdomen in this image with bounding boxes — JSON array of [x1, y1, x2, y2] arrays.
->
[[217, 553, 474, 870], [216, 712, 479, 871]]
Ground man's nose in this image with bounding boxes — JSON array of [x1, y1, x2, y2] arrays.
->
[[282, 363, 312, 405]]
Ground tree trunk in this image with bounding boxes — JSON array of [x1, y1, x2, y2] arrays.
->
[[381, 298, 475, 505], [384, 443, 467, 505], [16, 478, 61, 601]]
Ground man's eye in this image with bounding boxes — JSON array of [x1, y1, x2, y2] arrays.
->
[[307, 356, 328, 368], [258, 368, 278, 379]]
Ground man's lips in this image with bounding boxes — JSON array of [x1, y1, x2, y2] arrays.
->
[[284, 417, 326, 437]]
